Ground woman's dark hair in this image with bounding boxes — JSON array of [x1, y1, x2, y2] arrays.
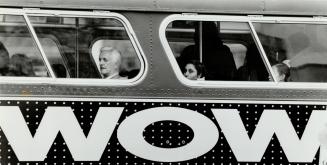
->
[[0, 42, 9, 56], [0, 42, 10, 75]]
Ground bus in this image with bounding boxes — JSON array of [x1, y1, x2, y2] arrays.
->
[[0, 0, 327, 164]]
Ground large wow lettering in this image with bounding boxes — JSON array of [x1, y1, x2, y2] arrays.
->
[[0, 106, 326, 162]]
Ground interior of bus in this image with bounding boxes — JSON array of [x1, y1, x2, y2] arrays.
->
[[165, 20, 327, 82], [0, 14, 141, 79]]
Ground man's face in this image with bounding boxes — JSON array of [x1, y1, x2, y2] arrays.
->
[[0, 51, 9, 69], [99, 52, 118, 77]]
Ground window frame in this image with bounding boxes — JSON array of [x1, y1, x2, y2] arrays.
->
[[0, 8, 147, 86], [160, 14, 327, 89]]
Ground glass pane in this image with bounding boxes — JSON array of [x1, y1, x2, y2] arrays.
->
[[253, 23, 327, 82], [29, 16, 141, 79], [0, 15, 49, 77], [166, 21, 270, 81]]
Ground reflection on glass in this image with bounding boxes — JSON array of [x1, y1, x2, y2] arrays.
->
[[0, 15, 49, 77], [253, 23, 327, 82], [166, 21, 270, 81], [29, 16, 141, 79]]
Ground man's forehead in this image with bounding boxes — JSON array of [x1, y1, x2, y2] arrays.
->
[[100, 51, 119, 58], [99, 51, 112, 57]]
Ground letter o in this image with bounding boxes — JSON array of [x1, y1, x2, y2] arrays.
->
[[117, 107, 219, 162]]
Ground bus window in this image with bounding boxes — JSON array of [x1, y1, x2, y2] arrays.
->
[[92, 40, 141, 79], [166, 21, 270, 81], [253, 23, 327, 82], [28, 16, 141, 79], [0, 15, 49, 77]]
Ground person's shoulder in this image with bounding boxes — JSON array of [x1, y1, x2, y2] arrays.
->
[[117, 76, 128, 80], [112, 74, 128, 80]]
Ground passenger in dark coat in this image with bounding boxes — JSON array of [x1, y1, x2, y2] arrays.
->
[[177, 22, 237, 80], [201, 22, 236, 80]]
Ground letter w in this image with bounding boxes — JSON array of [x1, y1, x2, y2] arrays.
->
[[212, 109, 327, 162], [0, 106, 123, 161]]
